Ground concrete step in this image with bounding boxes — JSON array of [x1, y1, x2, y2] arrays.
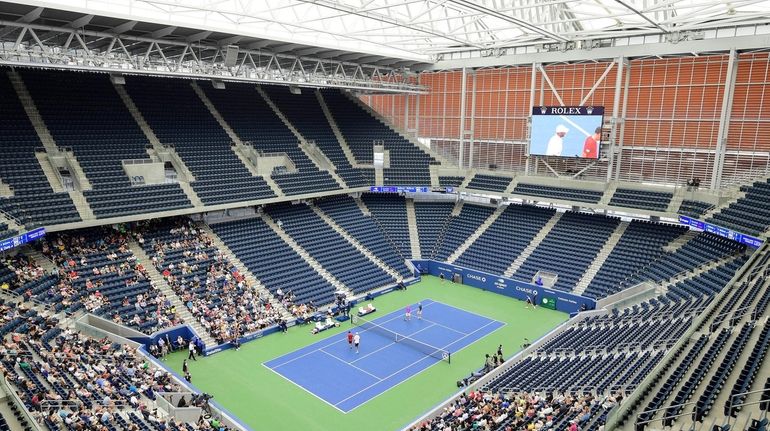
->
[[429, 165, 440, 188], [8, 69, 58, 154], [405, 198, 422, 260], [25, 247, 57, 273], [261, 212, 352, 296], [309, 204, 402, 280], [178, 181, 204, 207], [574, 221, 630, 295], [126, 238, 217, 348], [447, 205, 506, 263], [316, 90, 365, 168], [663, 230, 699, 253], [68, 190, 95, 221], [354, 197, 371, 216], [504, 211, 563, 277], [35, 152, 65, 193], [458, 171, 476, 190], [599, 182, 618, 205]]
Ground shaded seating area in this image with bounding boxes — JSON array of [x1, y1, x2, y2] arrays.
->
[[514, 183, 603, 203], [609, 188, 673, 212]]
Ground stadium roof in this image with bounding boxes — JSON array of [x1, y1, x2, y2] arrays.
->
[[1, 0, 769, 89]]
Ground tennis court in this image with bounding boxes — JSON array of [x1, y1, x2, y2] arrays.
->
[[263, 299, 505, 412]]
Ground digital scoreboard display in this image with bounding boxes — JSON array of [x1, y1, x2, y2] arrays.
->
[[530, 106, 605, 159]]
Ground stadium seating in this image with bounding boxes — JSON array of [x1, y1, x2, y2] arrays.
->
[[266, 202, 396, 294], [677, 199, 713, 218], [513, 183, 603, 203], [135, 218, 280, 343], [583, 221, 687, 299], [708, 178, 770, 236], [38, 227, 180, 334], [413, 201, 455, 257], [465, 174, 512, 193], [204, 83, 342, 194], [261, 86, 372, 188], [438, 176, 464, 187], [454, 204, 555, 275], [124, 76, 276, 205], [21, 70, 193, 219], [430, 204, 497, 261], [361, 193, 413, 259], [211, 217, 337, 306], [0, 71, 80, 227], [314, 195, 411, 277], [0, 223, 17, 241], [610, 188, 673, 212], [321, 90, 437, 185], [513, 212, 620, 291]]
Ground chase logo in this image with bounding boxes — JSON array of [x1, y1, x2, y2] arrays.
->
[[467, 274, 486, 282]]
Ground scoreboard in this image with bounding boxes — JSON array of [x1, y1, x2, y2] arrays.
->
[[678, 215, 763, 248]]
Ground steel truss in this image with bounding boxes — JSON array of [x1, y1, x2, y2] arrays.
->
[[0, 20, 426, 93]]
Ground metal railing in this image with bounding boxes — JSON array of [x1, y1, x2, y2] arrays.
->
[[1, 376, 43, 431]]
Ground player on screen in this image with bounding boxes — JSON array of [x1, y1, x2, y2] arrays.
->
[[582, 127, 601, 158], [405, 305, 412, 321], [353, 332, 360, 353], [545, 125, 569, 156], [347, 331, 353, 350], [417, 302, 423, 320]]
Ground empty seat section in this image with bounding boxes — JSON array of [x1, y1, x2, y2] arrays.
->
[[513, 212, 620, 291], [0, 71, 80, 227], [211, 217, 336, 306], [465, 174, 512, 192], [432, 204, 496, 261], [609, 188, 673, 212], [413, 201, 455, 258], [124, 76, 275, 205], [514, 183, 603, 203], [204, 83, 342, 195], [455, 204, 555, 275], [261, 86, 371, 188], [678, 200, 713, 218], [266, 202, 395, 294], [439, 176, 464, 187], [708, 178, 770, 236], [22, 69, 192, 218], [321, 90, 437, 186], [361, 193, 412, 259], [314, 195, 411, 277]]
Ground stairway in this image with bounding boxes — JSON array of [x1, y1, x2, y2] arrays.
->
[[573, 221, 630, 295], [353, 197, 371, 216], [429, 165, 440, 188], [199, 224, 291, 319], [667, 187, 686, 213], [599, 182, 618, 205], [663, 229, 698, 253], [702, 189, 749, 220], [316, 90, 364, 168], [447, 206, 506, 263], [177, 181, 204, 207], [25, 247, 57, 273], [256, 86, 347, 189], [657, 253, 746, 295], [504, 211, 563, 277], [33, 152, 65, 193], [68, 190, 95, 221], [459, 172, 476, 189], [375, 168, 384, 186], [127, 238, 217, 348], [504, 177, 519, 195], [261, 212, 353, 297], [405, 199, 422, 259], [309, 204, 402, 279], [8, 69, 58, 154]]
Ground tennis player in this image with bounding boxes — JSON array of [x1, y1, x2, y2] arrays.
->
[[347, 331, 353, 350], [353, 332, 360, 353], [417, 302, 423, 320], [405, 305, 412, 321], [525, 295, 533, 309]]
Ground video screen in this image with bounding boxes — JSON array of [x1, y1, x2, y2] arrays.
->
[[530, 106, 605, 159]]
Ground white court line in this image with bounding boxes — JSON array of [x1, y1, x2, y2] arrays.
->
[[419, 317, 468, 336], [265, 301, 441, 369], [261, 363, 348, 414], [318, 349, 382, 380], [334, 318, 505, 409], [349, 322, 437, 365]]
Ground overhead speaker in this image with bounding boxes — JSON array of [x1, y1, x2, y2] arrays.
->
[[224, 45, 239, 67], [289, 86, 301, 95]]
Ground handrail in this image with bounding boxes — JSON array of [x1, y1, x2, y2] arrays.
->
[[635, 399, 699, 427], [1, 376, 43, 431]]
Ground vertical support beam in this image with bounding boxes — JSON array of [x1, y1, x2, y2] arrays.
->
[[614, 59, 632, 181], [525, 63, 538, 175], [458, 67, 468, 169], [404, 92, 410, 137], [538, 64, 565, 106], [711, 48, 738, 190], [415, 74, 421, 141], [468, 70, 477, 169], [606, 57, 625, 182]]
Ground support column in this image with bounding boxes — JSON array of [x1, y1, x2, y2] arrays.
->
[[606, 57, 626, 182], [458, 67, 468, 169], [711, 48, 738, 190], [468, 70, 477, 169], [614, 59, 632, 181], [525, 63, 538, 175]]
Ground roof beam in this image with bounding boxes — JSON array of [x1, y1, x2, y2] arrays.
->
[[0, 6, 42, 38], [614, 0, 670, 34], [447, 0, 569, 42], [186, 30, 212, 43], [109, 20, 138, 35], [150, 26, 177, 39]]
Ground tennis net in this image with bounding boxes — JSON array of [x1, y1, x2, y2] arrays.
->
[[353, 315, 450, 363]]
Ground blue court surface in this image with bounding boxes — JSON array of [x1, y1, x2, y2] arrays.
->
[[263, 299, 505, 412]]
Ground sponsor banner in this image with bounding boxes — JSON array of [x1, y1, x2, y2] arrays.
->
[[411, 260, 595, 314], [0, 227, 46, 252], [678, 215, 763, 248]]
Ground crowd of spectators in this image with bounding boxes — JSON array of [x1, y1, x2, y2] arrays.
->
[[0, 305, 231, 430], [133, 218, 284, 345], [409, 390, 620, 431], [0, 254, 47, 292], [38, 226, 181, 333]]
